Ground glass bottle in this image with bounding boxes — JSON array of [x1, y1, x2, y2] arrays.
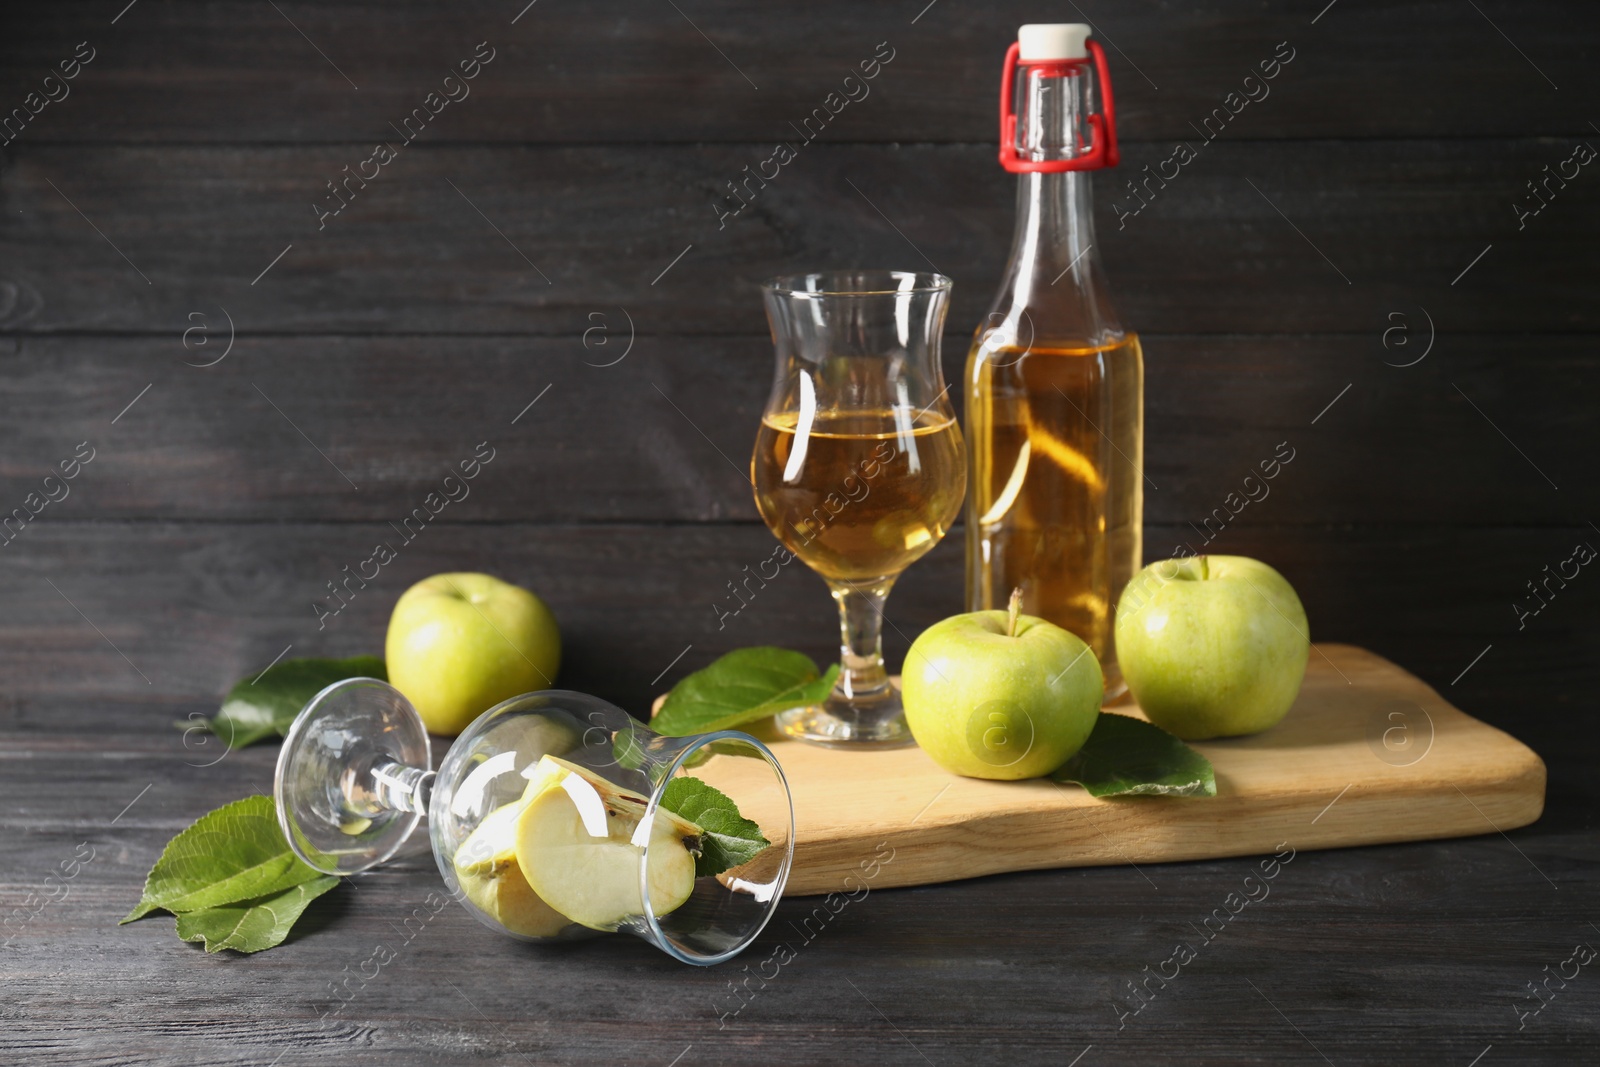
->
[[965, 24, 1144, 700]]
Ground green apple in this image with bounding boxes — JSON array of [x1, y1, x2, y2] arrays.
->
[[385, 572, 560, 735], [453, 800, 572, 939], [1114, 555, 1309, 740], [902, 592, 1104, 780], [513, 756, 699, 931]]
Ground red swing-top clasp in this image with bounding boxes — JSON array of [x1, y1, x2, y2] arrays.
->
[[998, 37, 1120, 173]]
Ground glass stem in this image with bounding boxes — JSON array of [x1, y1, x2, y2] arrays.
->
[[343, 756, 433, 817], [828, 578, 896, 701]]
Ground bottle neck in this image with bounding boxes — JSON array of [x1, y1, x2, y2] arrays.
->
[[1009, 169, 1099, 292], [988, 169, 1122, 345], [986, 56, 1124, 346]]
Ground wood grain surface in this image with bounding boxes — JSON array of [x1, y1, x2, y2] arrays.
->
[[3, 1, 1593, 143], [689, 646, 1546, 895], [0, 333, 1591, 523], [2, 0, 1596, 1064], [0, 141, 1593, 335]]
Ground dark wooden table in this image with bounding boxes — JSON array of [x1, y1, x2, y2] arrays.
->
[[2, 3, 1596, 1064]]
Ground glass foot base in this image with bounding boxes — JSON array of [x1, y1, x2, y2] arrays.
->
[[775, 685, 915, 748], [276, 677, 431, 875]]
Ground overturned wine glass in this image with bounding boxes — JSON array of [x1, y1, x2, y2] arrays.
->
[[274, 679, 794, 966]]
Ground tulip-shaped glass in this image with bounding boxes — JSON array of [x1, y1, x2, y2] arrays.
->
[[753, 270, 967, 745]]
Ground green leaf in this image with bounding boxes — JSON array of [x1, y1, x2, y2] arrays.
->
[[660, 776, 771, 879], [1052, 713, 1217, 798], [197, 655, 387, 749], [651, 647, 838, 736], [175, 875, 340, 954], [121, 795, 329, 923]]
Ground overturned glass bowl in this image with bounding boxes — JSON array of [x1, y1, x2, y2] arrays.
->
[[274, 679, 794, 966]]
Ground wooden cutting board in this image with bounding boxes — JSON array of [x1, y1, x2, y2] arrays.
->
[[684, 644, 1546, 897]]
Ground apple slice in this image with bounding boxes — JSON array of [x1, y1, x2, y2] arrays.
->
[[453, 800, 571, 939], [513, 756, 700, 931]]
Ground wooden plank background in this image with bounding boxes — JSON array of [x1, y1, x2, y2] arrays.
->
[[1, 2, 1596, 1065]]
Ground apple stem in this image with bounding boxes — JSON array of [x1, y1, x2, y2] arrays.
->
[[1007, 587, 1022, 638]]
